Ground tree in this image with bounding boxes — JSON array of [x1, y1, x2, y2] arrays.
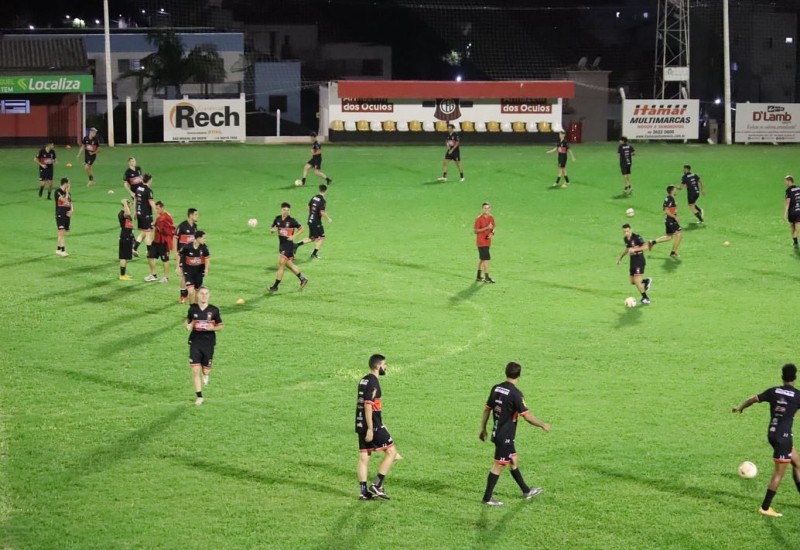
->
[[140, 31, 193, 98], [187, 44, 227, 98]]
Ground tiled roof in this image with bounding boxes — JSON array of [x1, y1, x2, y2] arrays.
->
[[0, 37, 89, 73]]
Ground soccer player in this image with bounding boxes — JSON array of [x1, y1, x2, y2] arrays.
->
[[135, 174, 157, 266], [268, 202, 308, 292], [54, 177, 72, 256], [783, 175, 800, 248], [616, 223, 653, 304], [479, 361, 551, 506], [118, 199, 134, 280], [438, 123, 464, 182], [732, 363, 800, 518], [653, 185, 683, 258], [546, 130, 576, 188], [184, 286, 223, 405], [35, 141, 57, 199], [679, 164, 705, 223], [474, 202, 496, 283], [294, 185, 332, 260], [179, 231, 210, 305], [617, 136, 635, 195], [149, 201, 175, 283], [76, 127, 100, 187], [300, 132, 332, 186], [355, 354, 400, 500], [174, 208, 200, 303]]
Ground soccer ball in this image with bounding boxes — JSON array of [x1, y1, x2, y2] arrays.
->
[[247, 218, 258, 228], [625, 208, 635, 217], [624, 296, 637, 308], [738, 461, 758, 479], [294, 179, 303, 187]]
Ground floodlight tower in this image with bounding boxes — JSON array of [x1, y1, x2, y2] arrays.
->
[[654, 0, 690, 99]]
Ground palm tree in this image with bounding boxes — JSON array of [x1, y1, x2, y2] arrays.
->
[[187, 44, 227, 98], [140, 31, 193, 98]]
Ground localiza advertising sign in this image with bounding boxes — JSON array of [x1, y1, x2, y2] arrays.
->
[[163, 98, 246, 142], [0, 74, 94, 94], [622, 100, 699, 140], [735, 103, 800, 143]]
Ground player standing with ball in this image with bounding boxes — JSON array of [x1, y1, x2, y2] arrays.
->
[[616, 224, 653, 304], [732, 363, 800, 518]]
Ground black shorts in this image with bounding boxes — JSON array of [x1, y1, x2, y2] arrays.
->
[[137, 214, 153, 231], [492, 437, 518, 464], [307, 156, 322, 169], [620, 164, 632, 176], [279, 241, 295, 260], [39, 167, 54, 181], [119, 237, 133, 260], [308, 223, 325, 239], [478, 246, 491, 261], [148, 241, 168, 261], [56, 214, 70, 231], [629, 255, 645, 277], [189, 341, 215, 369], [687, 191, 699, 205], [84, 154, 97, 166], [445, 149, 461, 162], [789, 212, 800, 224], [357, 425, 394, 453], [768, 429, 794, 462], [665, 218, 682, 235], [183, 268, 205, 289], [557, 154, 568, 168]]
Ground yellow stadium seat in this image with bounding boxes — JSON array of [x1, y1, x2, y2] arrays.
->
[[512, 121, 526, 133], [537, 121, 552, 133], [330, 120, 345, 131], [460, 121, 475, 132], [409, 120, 423, 132], [434, 120, 449, 132], [487, 121, 501, 132], [356, 120, 370, 131], [382, 120, 397, 132]]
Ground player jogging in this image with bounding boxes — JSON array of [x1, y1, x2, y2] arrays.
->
[[185, 286, 223, 405], [35, 141, 57, 199], [179, 231, 210, 304], [653, 185, 683, 258], [54, 177, 72, 256], [300, 132, 332, 186], [294, 185, 332, 260], [474, 202, 496, 283], [546, 130, 576, 188], [732, 363, 800, 518], [438, 123, 464, 182], [356, 354, 400, 500], [76, 127, 100, 186], [617, 136, 635, 195], [679, 164, 705, 223], [268, 202, 308, 293], [118, 199, 134, 280], [783, 176, 800, 248], [617, 223, 653, 304], [174, 208, 199, 303], [479, 361, 551, 506]]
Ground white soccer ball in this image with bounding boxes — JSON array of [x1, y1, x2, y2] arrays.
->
[[738, 461, 758, 479], [625, 208, 635, 217], [248, 218, 258, 228], [624, 296, 637, 308], [294, 179, 303, 187]]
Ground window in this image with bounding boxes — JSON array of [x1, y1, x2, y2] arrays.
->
[[269, 95, 288, 113], [117, 59, 141, 74]]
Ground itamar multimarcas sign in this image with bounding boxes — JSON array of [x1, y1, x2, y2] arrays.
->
[[0, 75, 94, 94]]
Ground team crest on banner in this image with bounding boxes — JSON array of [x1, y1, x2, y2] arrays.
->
[[434, 99, 461, 121]]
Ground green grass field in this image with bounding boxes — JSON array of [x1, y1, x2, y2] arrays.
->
[[2, 140, 800, 549]]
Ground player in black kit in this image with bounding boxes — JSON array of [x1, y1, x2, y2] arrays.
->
[[174, 208, 199, 303], [679, 165, 705, 223], [732, 363, 800, 518], [35, 141, 57, 199], [355, 354, 400, 500], [783, 176, 800, 248], [118, 199, 134, 280], [300, 132, 332, 186], [268, 202, 308, 292], [653, 185, 683, 258], [479, 362, 551, 506], [293, 185, 332, 259], [76, 127, 100, 187], [546, 130, 576, 188], [617, 136, 635, 195], [617, 223, 653, 304], [438, 123, 464, 182], [179, 231, 210, 305], [184, 286, 223, 405], [54, 177, 72, 256]]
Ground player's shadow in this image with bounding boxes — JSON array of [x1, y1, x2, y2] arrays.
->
[[611, 193, 630, 200], [616, 305, 643, 327], [0, 254, 53, 270], [93, 322, 177, 359], [659, 257, 682, 272], [449, 282, 485, 304], [37, 363, 171, 396], [423, 179, 447, 185], [473, 502, 525, 548], [683, 223, 706, 231]]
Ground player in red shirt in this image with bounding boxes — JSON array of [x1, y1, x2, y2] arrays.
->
[[474, 202, 496, 283], [148, 201, 176, 283]]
